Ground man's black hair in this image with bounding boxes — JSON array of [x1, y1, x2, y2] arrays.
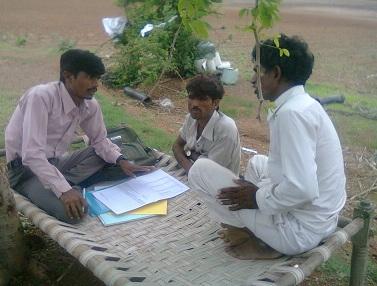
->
[[186, 74, 224, 101], [252, 34, 314, 85], [60, 49, 105, 82]]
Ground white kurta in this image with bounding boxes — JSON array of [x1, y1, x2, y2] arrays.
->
[[188, 86, 346, 255]]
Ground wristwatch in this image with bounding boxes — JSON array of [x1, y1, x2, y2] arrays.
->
[[116, 154, 127, 165]]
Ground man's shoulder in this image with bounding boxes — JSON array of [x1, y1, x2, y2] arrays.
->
[[276, 93, 327, 128], [279, 93, 319, 115], [217, 111, 237, 130], [20, 81, 60, 105], [213, 112, 239, 139], [26, 81, 59, 98]]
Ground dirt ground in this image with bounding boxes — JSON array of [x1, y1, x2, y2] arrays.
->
[[1, 0, 377, 285]]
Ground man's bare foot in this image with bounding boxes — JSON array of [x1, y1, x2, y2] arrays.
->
[[217, 224, 251, 247], [225, 238, 283, 260]]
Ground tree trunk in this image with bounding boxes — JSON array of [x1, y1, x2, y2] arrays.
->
[[0, 166, 26, 286]]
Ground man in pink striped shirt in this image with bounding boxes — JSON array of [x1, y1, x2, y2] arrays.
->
[[5, 49, 153, 224]]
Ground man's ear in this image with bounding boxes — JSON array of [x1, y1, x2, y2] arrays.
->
[[272, 66, 282, 81], [62, 70, 73, 82], [213, 99, 220, 109]]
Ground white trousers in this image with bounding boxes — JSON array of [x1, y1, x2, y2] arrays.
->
[[188, 156, 323, 255]]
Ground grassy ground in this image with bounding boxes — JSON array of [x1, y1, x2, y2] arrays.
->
[[96, 93, 175, 153], [305, 82, 377, 150]]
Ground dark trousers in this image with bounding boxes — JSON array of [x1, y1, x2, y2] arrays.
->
[[8, 147, 125, 224]]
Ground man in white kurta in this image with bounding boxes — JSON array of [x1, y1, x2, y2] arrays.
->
[[188, 34, 346, 257]]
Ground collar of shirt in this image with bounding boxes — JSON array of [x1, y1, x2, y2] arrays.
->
[[200, 110, 220, 142], [59, 82, 89, 115], [268, 85, 305, 121]]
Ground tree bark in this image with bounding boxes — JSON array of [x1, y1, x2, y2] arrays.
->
[[0, 166, 26, 286]]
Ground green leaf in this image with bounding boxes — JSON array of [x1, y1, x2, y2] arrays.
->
[[282, 48, 290, 57], [251, 7, 258, 18], [279, 49, 283, 57], [258, 3, 273, 27], [239, 8, 248, 17], [273, 37, 280, 48], [177, 0, 187, 17], [187, 2, 195, 17], [189, 19, 209, 38]]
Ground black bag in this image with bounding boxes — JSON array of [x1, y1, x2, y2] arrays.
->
[[107, 126, 158, 166]]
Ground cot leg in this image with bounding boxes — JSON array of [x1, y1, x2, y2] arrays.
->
[[349, 200, 374, 286]]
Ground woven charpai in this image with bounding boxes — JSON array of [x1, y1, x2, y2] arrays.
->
[[13, 154, 360, 286]]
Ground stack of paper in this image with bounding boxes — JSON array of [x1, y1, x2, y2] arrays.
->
[[86, 169, 189, 226], [98, 200, 168, 226]]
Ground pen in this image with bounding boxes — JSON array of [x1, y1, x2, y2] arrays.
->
[[82, 188, 86, 213]]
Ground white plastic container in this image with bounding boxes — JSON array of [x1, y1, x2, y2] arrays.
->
[[214, 52, 222, 67], [194, 59, 206, 73], [206, 58, 217, 73], [221, 68, 239, 85]]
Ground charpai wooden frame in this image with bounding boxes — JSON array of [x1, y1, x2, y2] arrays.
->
[[8, 153, 374, 285]]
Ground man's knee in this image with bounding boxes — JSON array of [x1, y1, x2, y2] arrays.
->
[[33, 193, 83, 225], [19, 177, 83, 224], [55, 211, 84, 224], [245, 154, 268, 183], [188, 158, 215, 183], [247, 154, 267, 170]]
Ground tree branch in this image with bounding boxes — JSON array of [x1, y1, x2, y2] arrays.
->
[[148, 23, 183, 97]]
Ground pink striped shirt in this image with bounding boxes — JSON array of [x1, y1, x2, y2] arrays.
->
[[5, 81, 121, 197]]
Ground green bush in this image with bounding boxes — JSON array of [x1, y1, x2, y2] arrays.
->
[[15, 36, 27, 47], [105, 30, 172, 87], [103, 0, 203, 88]]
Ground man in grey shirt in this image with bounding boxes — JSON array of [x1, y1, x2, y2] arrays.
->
[[173, 75, 241, 175]]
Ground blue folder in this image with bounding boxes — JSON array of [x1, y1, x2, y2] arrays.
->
[[85, 191, 110, 217]]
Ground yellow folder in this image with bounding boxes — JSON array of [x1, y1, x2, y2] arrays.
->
[[127, 200, 167, 215]]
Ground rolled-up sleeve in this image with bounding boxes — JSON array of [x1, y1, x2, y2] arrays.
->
[[256, 110, 319, 215], [80, 100, 121, 164], [21, 92, 72, 197]]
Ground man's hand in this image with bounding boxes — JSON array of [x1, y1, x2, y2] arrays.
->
[[119, 160, 155, 178], [217, 179, 259, 211], [60, 188, 87, 220]]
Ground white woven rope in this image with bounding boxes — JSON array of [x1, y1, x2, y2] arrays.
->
[[273, 266, 305, 284], [65, 238, 104, 253], [38, 217, 60, 230], [305, 245, 332, 262], [78, 249, 120, 266], [108, 271, 130, 286], [332, 229, 349, 244], [11, 153, 354, 286], [29, 212, 48, 224], [248, 281, 276, 286], [48, 225, 77, 239], [94, 260, 117, 279]]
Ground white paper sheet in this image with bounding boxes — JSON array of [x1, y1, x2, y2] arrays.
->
[[93, 169, 189, 214]]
